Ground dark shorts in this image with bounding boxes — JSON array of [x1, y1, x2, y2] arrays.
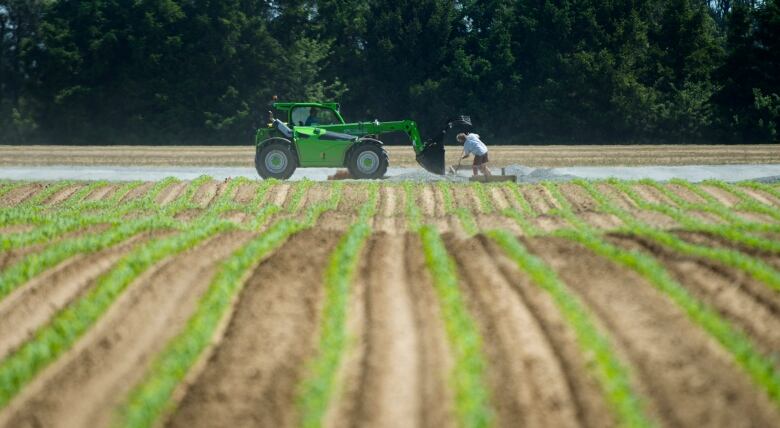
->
[[473, 153, 489, 166]]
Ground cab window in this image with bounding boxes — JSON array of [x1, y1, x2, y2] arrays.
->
[[291, 107, 341, 126]]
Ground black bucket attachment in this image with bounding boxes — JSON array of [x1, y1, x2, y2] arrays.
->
[[417, 115, 472, 175], [416, 140, 445, 174]]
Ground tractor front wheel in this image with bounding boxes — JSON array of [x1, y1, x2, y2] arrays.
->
[[256, 141, 297, 179], [348, 141, 388, 179]]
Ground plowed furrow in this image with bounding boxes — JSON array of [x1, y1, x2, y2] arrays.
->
[[192, 180, 220, 208], [610, 234, 780, 358], [740, 187, 780, 207], [84, 184, 116, 202], [45, 184, 83, 206], [0, 223, 112, 270], [664, 183, 708, 204], [233, 182, 257, 204], [482, 237, 616, 428], [166, 230, 340, 428], [0, 231, 253, 428], [155, 181, 188, 205], [526, 237, 780, 427], [400, 234, 455, 427], [119, 182, 153, 203], [0, 231, 157, 361], [0, 183, 42, 207], [700, 185, 740, 207], [559, 184, 624, 230], [330, 233, 454, 428], [447, 235, 579, 428], [373, 185, 402, 233]]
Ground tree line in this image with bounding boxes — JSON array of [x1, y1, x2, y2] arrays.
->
[[1, 0, 778, 145]]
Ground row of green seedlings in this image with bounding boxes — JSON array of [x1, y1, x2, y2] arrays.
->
[[463, 184, 655, 427], [406, 181, 494, 428], [0, 177, 253, 407], [598, 180, 780, 293], [436, 181, 479, 235], [0, 177, 213, 300], [117, 181, 344, 428], [1, 177, 272, 251], [0, 176, 312, 408], [706, 179, 780, 223], [296, 183, 379, 428], [622, 179, 780, 253], [1, 178, 178, 251], [0, 178, 290, 301], [560, 180, 780, 405]]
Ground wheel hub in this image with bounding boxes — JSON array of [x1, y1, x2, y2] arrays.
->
[[265, 149, 288, 173], [357, 151, 379, 175]]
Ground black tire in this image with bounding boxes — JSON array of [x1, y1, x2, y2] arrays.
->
[[347, 140, 389, 179], [255, 141, 297, 179]]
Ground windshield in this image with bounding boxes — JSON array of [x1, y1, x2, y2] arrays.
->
[[291, 107, 341, 126]]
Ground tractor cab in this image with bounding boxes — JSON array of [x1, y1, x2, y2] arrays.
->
[[272, 102, 345, 127]]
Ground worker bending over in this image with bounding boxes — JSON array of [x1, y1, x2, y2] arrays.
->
[[457, 132, 492, 177]]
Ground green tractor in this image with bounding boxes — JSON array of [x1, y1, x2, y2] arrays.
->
[[254, 101, 471, 179]]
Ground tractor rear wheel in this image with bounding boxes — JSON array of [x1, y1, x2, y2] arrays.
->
[[256, 141, 297, 179], [347, 141, 388, 179]]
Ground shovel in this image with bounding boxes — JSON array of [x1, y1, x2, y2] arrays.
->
[[448, 156, 465, 175]]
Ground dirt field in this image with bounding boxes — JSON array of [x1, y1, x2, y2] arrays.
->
[[1, 179, 779, 427], [1, 144, 778, 167]]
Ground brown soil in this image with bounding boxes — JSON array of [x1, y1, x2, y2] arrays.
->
[[232, 182, 258, 204], [44, 184, 83, 206], [326, 233, 456, 428], [155, 181, 188, 206], [299, 183, 332, 212], [521, 185, 561, 215], [0, 183, 42, 207], [0, 223, 112, 270], [740, 187, 780, 207], [373, 185, 405, 234], [525, 236, 780, 427], [447, 235, 581, 428], [174, 208, 203, 222], [220, 210, 251, 225], [84, 183, 116, 202], [0, 231, 253, 428], [560, 183, 624, 230], [632, 183, 677, 206], [609, 233, 780, 359], [596, 183, 637, 210], [699, 185, 741, 207], [0, 231, 160, 360], [166, 229, 341, 428], [5, 145, 780, 167], [0, 224, 34, 234], [267, 183, 292, 207], [192, 180, 220, 208], [118, 182, 154, 203], [664, 183, 708, 205]]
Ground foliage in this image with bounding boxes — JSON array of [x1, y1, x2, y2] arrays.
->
[[2, 1, 779, 143]]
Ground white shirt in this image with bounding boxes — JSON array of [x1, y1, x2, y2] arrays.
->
[[463, 133, 488, 156]]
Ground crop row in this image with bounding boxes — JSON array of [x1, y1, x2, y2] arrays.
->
[[0, 177, 265, 407], [544, 181, 780, 406], [119, 182, 343, 428]]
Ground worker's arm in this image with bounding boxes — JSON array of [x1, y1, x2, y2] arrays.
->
[[461, 148, 469, 159]]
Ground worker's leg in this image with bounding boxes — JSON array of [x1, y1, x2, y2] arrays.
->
[[480, 164, 492, 176]]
